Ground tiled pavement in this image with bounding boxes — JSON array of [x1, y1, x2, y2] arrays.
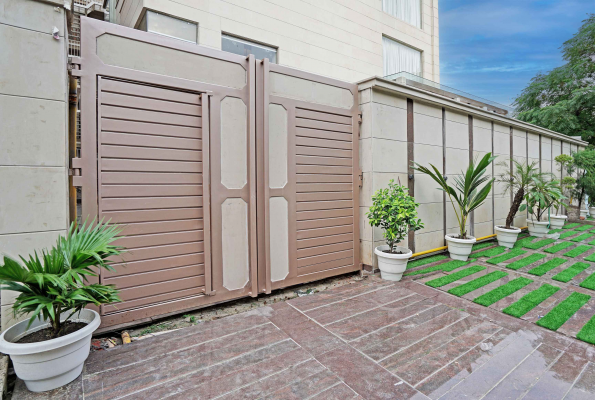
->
[[14, 274, 595, 399]]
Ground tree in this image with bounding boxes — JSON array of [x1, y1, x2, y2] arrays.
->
[[514, 14, 595, 144], [572, 149, 595, 209]]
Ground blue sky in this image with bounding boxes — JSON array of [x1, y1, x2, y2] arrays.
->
[[439, 0, 592, 106]]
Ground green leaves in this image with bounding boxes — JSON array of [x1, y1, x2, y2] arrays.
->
[[413, 153, 495, 239], [524, 175, 564, 221], [367, 180, 423, 252], [0, 219, 124, 335]]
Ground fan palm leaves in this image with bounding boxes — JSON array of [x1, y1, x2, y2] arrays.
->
[[0, 219, 124, 337], [413, 153, 496, 239]]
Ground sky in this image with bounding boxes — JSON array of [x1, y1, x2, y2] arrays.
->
[[439, 0, 592, 107]]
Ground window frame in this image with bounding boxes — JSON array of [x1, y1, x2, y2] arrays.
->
[[221, 33, 278, 63], [138, 10, 198, 44]]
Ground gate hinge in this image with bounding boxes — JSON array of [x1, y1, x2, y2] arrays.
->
[[69, 56, 82, 77], [358, 169, 363, 188], [70, 158, 83, 187], [357, 113, 362, 124]]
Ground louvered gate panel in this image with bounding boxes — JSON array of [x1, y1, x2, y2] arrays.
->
[[97, 78, 212, 318], [257, 60, 360, 293]]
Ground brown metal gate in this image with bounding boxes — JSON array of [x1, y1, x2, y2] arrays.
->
[[75, 17, 358, 329]]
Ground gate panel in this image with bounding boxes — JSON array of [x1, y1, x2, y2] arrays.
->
[[257, 60, 360, 293]]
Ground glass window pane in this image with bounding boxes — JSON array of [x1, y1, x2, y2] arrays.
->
[[382, 0, 422, 28], [221, 35, 277, 63], [382, 36, 422, 76], [141, 10, 197, 43]]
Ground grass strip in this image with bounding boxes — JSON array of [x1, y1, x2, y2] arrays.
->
[[514, 236, 537, 248], [548, 229, 563, 233], [588, 239, 595, 246], [473, 277, 533, 307], [576, 315, 595, 345], [536, 292, 591, 331], [527, 258, 567, 276], [471, 241, 498, 252], [502, 284, 561, 318], [544, 242, 573, 254], [563, 245, 592, 258], [584, 253, 595, 262], [404, 260, 469, 276], [579, 273, 595, 290], [470, 246, 506, 259], [552, 262, 590, 283], [590, 229, 595, 234], [406, 254, 449, 270], [523, 238, 555, 250], [571, 233, 595, 242], [425, 265, 486, 288], [486, 249, 527, 265], [575, 224, 593, 232], [506, 253, 546, 270], [563, 223, 581, 229], [559, 230, 579, 239], [448, 271, 508, 297]]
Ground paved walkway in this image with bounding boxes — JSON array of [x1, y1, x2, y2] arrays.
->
[[14, 275, 595, 399]]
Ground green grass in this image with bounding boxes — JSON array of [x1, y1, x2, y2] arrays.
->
[[527, 258, 567, 276], [576, 315, 595, 344], [590, 229, 595, 234], [471, 241, 498, 251], [544, 242, 574, 254], [563, 245, 592, 258], [552, 262, 590, 283], [506, 253, 546, 270], [470, 246, 506, 259], [587, 239, 595, 246], [571, 233, 595, 242], [447, 271, 508, 297], [514, 236, 537, 248], [548, 229, 563, 234], [584, 253, 595, 262], [523, 238, 555, 250], [579, 273, 595, 290], [563, 223, 581, 229], [473, 277, 533, 307], [486, 249, 527, 265], [404, 260, 469, 276], [575, 224, 593, 232], [536, 292, 591, 331], [406, 254, 449, 270], [425, 265, 486, 288], [559, 231, 579, 239], [502, 284, 561, 318]]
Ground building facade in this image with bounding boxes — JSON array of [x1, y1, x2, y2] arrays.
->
[[113, 0, 440, 83]]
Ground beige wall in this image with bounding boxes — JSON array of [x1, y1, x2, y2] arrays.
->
[[0, 0, 69, 330], [114, 0, 440, 83], [359, 80, 588, 267]]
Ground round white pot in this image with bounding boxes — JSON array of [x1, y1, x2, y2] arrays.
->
[[0, 309, 100, 392], [590, 207, 595, 217], [445, 234, 476, 261], [527, 220, 549, 237], [580, 209, 589, 219], [374, 245, 412, 281], [549, 215, 568, 230], [495, 226, 521, 249]]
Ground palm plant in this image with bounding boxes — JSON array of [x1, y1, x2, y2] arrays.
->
[[413, 153, 496, 239], [523, 176, 564, 221], [495, 159, 545, 229], [0, 220, 123, 338]]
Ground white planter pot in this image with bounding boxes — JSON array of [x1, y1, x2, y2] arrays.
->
[[495, 226, 521, 248], [549, 215, 568, 230], [0, 309, 100, 392], [374, 245, 412, 281], [445, 234, 476, 261], [580, 209, 589, 219], [527, 220, 549, 237], [590, 207, 595, 217]]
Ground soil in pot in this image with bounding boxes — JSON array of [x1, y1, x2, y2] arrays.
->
[[382, 249, 405, 254], [447, 234, 473, 240], [16, 322, 87, 344], [496, 226, 518, 231]]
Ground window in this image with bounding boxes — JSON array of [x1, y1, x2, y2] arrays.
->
[[382, 37, 422, 76], [139, 10, 197, 43], [382, 0, 422, 28], [221, 34, 277, 63]]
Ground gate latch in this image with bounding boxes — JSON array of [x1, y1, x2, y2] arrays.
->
[[358, 169, 363, 188], [70, 158, 83, 187]]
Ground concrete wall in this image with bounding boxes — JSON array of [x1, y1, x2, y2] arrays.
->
[[0, 0, 69, 330], [359, 79, 588, 269], [114, 0, 440, 83]]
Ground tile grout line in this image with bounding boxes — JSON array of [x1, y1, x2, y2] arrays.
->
[[561, 360, 591, 400], [321, 293, 418, 326], [299, 282, 398, 312], [517, 350, 565, 400]]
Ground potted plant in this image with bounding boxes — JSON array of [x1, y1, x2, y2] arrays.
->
[[0, 220, 123, 392], [524, 176, 564, 237], [551, 154, 575, 228], [494, 159, 542, 248], [414, 153, 495, 261], [367, 180, 423, 281]]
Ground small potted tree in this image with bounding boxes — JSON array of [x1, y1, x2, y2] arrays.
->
[[494, 159, 542, 248], [414, 153, 495, 261], [367, 180, 423, 281], [524, 176, 564, 237], [0, 220, 123, 392], [551, 154, 575, 227]]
